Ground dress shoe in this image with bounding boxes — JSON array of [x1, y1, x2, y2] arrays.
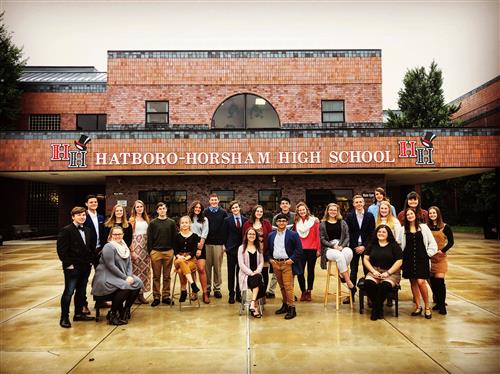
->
[[73, 314, 95, 322], [284, 306, 296, 320], [370, 309, 379, 321], [411, 306, 423, 316], [228, 294, 235, 304], [275, 303, 288, 315], [151, 299, 161, 307], [203, 292, 210, 304], [236, 294, 242, 303], [439, 305, 447, 315], [300, 291, 307, 302], [82, 305, 91, 315], [424, 307, 432, 319], [162, 297, 173, 305], [59, 317, 71, 328], [306, 291, 312, 301], [179, 291, 188, 303], [266, 292, 275, 299], [214, 290, 222, 299]]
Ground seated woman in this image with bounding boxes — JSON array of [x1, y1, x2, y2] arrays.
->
[[238, 228, 265, 318], [92, 226, 143, 325], [363, 224, 403, 321], [173, 216, 201, 302], [319, 203, 354, 290]]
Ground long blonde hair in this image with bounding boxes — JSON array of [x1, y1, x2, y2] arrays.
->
[[129, 199, 150, 225], [105, 204, 129, 228], [322, 203, 343, 221], [294, 202, 312, 224], [376, 200, 396, 232]]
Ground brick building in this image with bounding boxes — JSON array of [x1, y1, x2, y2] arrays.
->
[[0, 50, 498, 237]]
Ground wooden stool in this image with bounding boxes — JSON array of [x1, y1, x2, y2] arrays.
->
[[171, 270, 201, 311], [324, 260, 353, 310]]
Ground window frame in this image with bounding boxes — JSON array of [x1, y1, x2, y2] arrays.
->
[[321, 100, 345, 123], [76, 114, 106, 131], [210, 190, 235, 211], [258, 189, 282, 217], [138, 190, 187, 220], [145, 100, 169, 125], [29, 114, 61, 130]]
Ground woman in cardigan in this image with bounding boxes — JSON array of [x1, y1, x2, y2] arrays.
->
[[294, 202, 321, 302], [188, 200, 210, 304], [129, 199, 150, 304], [363, 224, 403, 320], [242, 205, 273, 293], [427, 206, 454, 315], [238, 227, 264, 318], [92, 226, 143, 325], [173, 216, 201, 302], [319, 203, 354, 290], [103, 204, 133, 247], [400, 208, 437, 319]]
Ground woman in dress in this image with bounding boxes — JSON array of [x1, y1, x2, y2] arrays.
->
[[129, 200, 150, 304], [363, 224, 403, 320], [427, 206, 454, 315], [188, 200, 210, 304], [376, 200, 402, 243], [397, 191, 428, 224], [367, 187, 397, 219], [92, 226, 143, 325], [238, 227, 265, 318], [319, 203, 354, 290], [103, 204, 133, 247], [400, 208, 437, 319], [242, 205, 273, 293], [173, 216, 201, 302], [294, 202, 321, 302]]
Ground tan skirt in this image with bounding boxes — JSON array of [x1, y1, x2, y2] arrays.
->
[[366, 266, 401, 287], [431, 252, 448, 274]]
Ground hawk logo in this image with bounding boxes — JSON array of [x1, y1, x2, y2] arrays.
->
[[398, 132, 436, 165], [50, 135, 91, 168]]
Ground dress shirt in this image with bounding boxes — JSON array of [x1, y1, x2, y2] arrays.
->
[[356, 210, 364, 245], [273, 230, 288, 259], [87, 210, 100, 248]]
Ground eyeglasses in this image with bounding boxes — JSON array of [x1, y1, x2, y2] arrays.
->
[[112, 233, 124, 236], [276, 219, 288, 223]]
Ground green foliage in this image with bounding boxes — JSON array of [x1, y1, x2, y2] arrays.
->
[[387, 61, 461, 128], [0, 11, 26, 130]]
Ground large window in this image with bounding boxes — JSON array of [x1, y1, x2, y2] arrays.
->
[[212, 94, 280, 129], [321, 100, 345, 123], [28, 182, 59, 234], [77, 114, 106, 131], [29, 114, 60, 130], [258, 189, 282, 217], [138, 190, 187, 221], [211, 190, 235, 210], [146, 101, 169, 125], [306, 189, 353, 218]]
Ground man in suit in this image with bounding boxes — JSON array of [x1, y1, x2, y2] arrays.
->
[[83, 194, 105, 312], [345, 194, 375, 303], [57, 206, 96, 328], [223, 200, 247, 304], [267, 213, 303, 320]]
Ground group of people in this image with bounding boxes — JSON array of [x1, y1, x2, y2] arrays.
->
[[57, 188, 454, 327]]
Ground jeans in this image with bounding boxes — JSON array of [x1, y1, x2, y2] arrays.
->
[[297, 249, 318, 292], [61, 265, 91, 317]]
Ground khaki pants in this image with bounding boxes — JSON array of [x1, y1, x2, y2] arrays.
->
[[205, 244, 224, 292], [174, 257, 197, 275], [271, 261, 295, 306], [150, 249, 174, 300]]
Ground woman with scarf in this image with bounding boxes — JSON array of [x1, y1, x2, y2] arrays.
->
[[92, 226, 143, 325]]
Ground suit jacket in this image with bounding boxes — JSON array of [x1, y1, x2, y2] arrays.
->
[[84, 211, 105, 249], [266, 230, 303, 275], [345, 210, 375, 250], [57, 223, 96, 270], [224, 214, 248, 253]]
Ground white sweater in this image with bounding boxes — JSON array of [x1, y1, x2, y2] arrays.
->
[[398, 223, 438, 257]]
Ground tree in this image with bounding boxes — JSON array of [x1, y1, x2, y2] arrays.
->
[[386, 61, 460, 128], [0, 11, 26, 130]]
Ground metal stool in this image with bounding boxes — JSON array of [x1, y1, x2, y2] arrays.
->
[[324, 260, 353, 310], [170, 269, 201, 311]]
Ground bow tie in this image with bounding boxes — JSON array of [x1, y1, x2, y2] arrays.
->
[[78, 226, 85, 231]]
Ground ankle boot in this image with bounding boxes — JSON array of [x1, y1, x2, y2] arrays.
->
[[191, 283, 200, 294], [429, 277, 438, 306], [179, 290, 188, 303], [306, 290, 312, 301], [275, 303, 288, 314], [285, 305, 296, 319], [300, 291, 307, 302], [108, 311, 127, 326]]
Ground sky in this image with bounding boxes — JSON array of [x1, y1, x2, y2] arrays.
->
[[1, 0, 498, 109]]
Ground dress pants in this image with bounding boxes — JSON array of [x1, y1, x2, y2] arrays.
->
[[61, 265, 91, 317], [205, 244, 224, 292], [349, 251, 367, 289], [150, 249, 174, 299], [271, 261, 295, 306], [226, 250, 240, 296]]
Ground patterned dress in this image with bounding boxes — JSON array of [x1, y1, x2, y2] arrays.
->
[[131, 220, 151, 292]]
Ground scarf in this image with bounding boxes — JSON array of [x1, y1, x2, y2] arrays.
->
[[110, 239, 130, 259], [295, 216, 316, 238]]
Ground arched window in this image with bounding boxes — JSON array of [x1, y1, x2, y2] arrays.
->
[[211, 94, 280, 129]]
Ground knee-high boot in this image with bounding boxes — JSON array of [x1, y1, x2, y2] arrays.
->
[[429, 277, 438, 307], [364, 280, 379, 320], [377, 282, 393, 319], [435, 278, 447, 315]]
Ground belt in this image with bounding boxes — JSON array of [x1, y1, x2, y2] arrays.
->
[[274, 258, 289, 262]]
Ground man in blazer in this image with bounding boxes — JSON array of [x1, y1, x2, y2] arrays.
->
[[223, 200, 247, 304], [345, 194, 375, 303], [267, 213, 303, 320], [57, 206, 96, 328]]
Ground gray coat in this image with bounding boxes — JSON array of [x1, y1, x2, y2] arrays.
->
[[92, 242, 143, 296], [319, 220, 350, 270]]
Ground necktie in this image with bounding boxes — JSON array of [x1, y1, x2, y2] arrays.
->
[[236, 217, 240, 229]]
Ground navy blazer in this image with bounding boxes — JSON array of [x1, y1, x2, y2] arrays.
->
[[223, 214, 247, 253], [345, 210, 375, 249], [84, 211, 105, 249], [57, 223, 96, 270], [267, 230, 303, 275]]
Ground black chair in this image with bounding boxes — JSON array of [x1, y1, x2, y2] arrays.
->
[[93, 293, 115, 322], [357, 277, 400, 317]]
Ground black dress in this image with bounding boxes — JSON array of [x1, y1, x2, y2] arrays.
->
[[247, 251, 265, 298], [402, 231, 430, 279]]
